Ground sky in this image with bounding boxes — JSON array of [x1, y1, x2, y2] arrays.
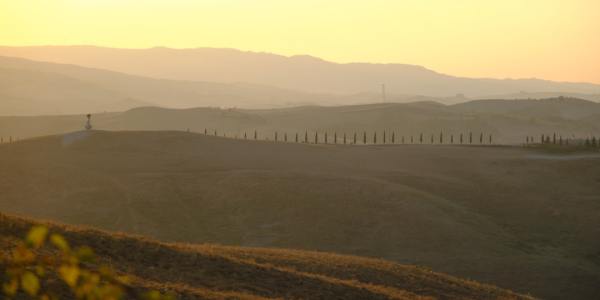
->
[[1, 0, 599, 84]]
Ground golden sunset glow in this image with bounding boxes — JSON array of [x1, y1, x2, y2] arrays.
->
[[1, 0, 599, 83]]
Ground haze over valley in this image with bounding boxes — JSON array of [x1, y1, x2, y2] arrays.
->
[[1, 48, 600, 299], [1, 1, 600, 299], [1, 46, 599, 117]]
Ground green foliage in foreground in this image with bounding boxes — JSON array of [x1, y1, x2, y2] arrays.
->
[[1, 226, 174, 300]]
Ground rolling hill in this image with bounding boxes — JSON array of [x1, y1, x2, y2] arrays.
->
[[0, 131, 598, 299], [1, 98, 599, 144], [0, 213, 531, 300], [0, 55, 346, 116], [0, 45, 599, 97]]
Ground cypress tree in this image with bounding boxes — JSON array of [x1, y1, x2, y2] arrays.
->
[[545, 136, 550, 144], [526, 136, 529, 144], [244, 132, 247, 139], [254, 130, 258, 140], [489, 134, 492, 144], [284, 132, 288, 142], [430, 134, 434, 144], [439, 131, 443, 144], [296, 132, 299, 143], [204, 128, 207, 135], [334, 132, 337, 144], [460, 133, 463, 144], [469, 132, 473, 144], [305, 131, 308, 143], [593, 136, 598, 147], [325, 132, 328, 144], [374, 132, 377, 144], [479, 133, 483, 144], [559, 136, 562, 145], [214, 130, 217, 136], [553, 133, 556, 144], [392, 132, 395, 144], [275, 131, 278, 142], [541, 134, 545, 144], [353, 132, 357, 144], [585, 137, 590, 147], [315, 132, 318, 144], [383, 131, 386, 144], [363, 132, 367, 144], [420, 133, 423, 144], [343, 133, 347, 144], [410, 135, 413, 144], [451, 134, 454, 144]]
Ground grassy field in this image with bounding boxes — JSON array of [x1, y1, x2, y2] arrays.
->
[[0, 213, 531, 299], [0, 130, 599, 299]]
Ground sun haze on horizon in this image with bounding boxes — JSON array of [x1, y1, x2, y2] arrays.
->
[[1, 0, 599, 84]]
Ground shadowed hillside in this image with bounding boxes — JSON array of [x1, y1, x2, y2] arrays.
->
[[0, 46, 599, 97], [0, 131, 598, 299], [0, 213, 531, 300], [2, 98, 599, 144]]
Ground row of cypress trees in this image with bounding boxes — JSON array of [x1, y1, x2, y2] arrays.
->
[[203, 129, 494, 145], [527, 133, 600, 147], [0, 137, 14, 143], [584, 137, 600, 147]]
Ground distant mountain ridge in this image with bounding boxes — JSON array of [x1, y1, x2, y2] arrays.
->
[[1, 45, 599, 97]]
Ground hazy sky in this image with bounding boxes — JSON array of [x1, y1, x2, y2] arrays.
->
[[1, 0, 599, 83]]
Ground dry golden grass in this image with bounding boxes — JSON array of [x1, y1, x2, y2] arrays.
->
[[0, 213, 532, 300]]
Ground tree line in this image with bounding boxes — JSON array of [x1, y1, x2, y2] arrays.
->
[[0, 136, 15, 143], [202, 129, 496, 145], [527, 133, 600, 148]]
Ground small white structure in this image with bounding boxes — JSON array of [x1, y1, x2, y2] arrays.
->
[[85, 114, 93, 130]]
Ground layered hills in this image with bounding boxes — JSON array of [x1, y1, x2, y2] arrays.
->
[[1, 97, 599, 144]]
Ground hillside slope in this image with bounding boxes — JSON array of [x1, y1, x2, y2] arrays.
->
[[0, 213, 530, 300], [2, 98, 599, 144], [0, 56, 342, 115], [0, 46, 599, 97], [0, 131, 598, 299]]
